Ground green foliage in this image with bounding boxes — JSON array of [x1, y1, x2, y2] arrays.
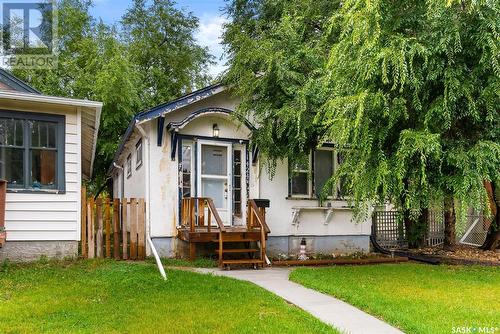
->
[[122, 0, 214, 108], [11, 0, 213, 190], [224, 0, 500, 225], [223, 0, 341, 175]]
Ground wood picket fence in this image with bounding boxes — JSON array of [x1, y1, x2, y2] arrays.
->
[[80, 187, 146, 260]]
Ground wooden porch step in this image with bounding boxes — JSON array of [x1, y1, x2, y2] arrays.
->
[[215, 248, 259, 253], [222, 259, 264, 265], [212, 238, 260, 243]]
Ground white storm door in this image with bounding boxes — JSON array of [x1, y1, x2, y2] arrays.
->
[[197, 141, 232, 225]]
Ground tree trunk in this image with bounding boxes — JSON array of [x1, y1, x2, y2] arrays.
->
[[444, 196, 456, 250], [481, 181, 500, 250], [402, 208, 429, 248]]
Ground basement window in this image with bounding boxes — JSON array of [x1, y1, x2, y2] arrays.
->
[[0, 112, 65, 192]]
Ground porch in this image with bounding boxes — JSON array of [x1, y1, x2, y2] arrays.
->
[[178, 197, 270, 268]]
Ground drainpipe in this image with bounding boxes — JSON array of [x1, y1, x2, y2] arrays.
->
[[113, 162, 124, 199], [136, 122, 167, 281]]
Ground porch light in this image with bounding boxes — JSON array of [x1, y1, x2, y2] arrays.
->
[[212, 123, 219, 138]]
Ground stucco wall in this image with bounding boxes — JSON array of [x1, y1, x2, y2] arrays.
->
[[259, 159, 371, 237], [113, 89, 372, 256]]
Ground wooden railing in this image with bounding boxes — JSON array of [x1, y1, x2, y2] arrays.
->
[[247, 199, 271, 264], [181, 197, 226, 233], [247, 199, 270, 233]]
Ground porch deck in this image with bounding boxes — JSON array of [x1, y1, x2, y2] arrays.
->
[[177, 226, 264, 243], [178, 197, 270, 268]]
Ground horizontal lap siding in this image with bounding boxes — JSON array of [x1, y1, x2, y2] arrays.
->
[[5, 107, 81, 241]]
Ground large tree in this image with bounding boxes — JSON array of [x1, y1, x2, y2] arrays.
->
[[13, 0, 140, 189], [12, 0, 214, 188], [121, 0, 213, 109], [223, 0, 500, 248]]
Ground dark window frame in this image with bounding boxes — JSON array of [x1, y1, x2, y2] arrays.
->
[[126, 154, 132, 178], [0, 110, 65, 193], [135, 139, 143, 169], [288, 148, 345, 200]]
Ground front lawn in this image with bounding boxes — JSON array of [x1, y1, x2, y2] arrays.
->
[[0, 260, 336, 334], [290, 263, 500, 334]]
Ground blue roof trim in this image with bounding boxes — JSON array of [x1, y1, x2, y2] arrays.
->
[[108, 83, 226, 175], [135, 83, 225, 122], [0, 69, 41, 94]]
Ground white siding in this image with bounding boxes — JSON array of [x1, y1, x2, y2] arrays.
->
[[4, 107, 82, 241]]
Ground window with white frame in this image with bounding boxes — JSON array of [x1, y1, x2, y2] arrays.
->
[[135, 139, 143, 169], [290, 158, 311, 197], [126, 154, 132, 178], [289, 148, 346, 199]]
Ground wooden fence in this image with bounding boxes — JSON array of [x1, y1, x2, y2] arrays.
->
[[81, 188, 146, 260]]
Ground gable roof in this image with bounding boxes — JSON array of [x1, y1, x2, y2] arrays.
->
[[108, 83, 227, 174], [0, 69, 41, 94], [135, 83, 225, 123]]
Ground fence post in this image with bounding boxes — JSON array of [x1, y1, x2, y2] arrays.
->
[[81, 186, 87, 258], [130, 198, 138, 260], [122, 198, 128, 260], [138, 199, 146, 260], [87, 198, 95, 259], [96, 199, 103, 258], [105, 198, 111, 258], [113, 199, 120, 260]]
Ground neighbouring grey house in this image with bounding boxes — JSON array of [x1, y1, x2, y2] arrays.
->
[[0, 69, 102, 261], [109, 83, 371, 264]]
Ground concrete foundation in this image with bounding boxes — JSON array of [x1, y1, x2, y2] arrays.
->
[[266, 235, 370, 258], [0, 241, 78, 262], [151, 235, 370, 259]]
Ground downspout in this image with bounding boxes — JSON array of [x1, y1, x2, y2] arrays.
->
[[136, 122, 167, 281]]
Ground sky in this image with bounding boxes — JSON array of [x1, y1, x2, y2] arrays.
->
[[89, 0, 229, 78]]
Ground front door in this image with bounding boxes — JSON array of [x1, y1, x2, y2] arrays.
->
[[197, 141, 232, 225]]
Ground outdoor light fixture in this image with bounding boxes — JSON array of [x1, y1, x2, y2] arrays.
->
[[212, 123, 219, 138]]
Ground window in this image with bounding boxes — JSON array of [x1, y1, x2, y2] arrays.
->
[[289, 148, 345, 199], [135, 139, 143, 169], [314, 150, 334, 197], [290, 158, 310, 197], [181, 144, 193, 197], [0, 112, 65, 191], [233, 149, 242, 217], [126, 154, 132, 178]]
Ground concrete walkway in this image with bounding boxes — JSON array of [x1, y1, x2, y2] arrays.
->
[[196, 267, 403, 334]]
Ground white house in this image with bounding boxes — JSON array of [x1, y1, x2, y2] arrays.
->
[[0, 70, 102, 261], [109, 83, 370, 265]]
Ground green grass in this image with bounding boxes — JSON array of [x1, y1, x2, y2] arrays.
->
[[290, 263, 500, 334], [0, 260, 336, 334], [156, 257, 218, 268]]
